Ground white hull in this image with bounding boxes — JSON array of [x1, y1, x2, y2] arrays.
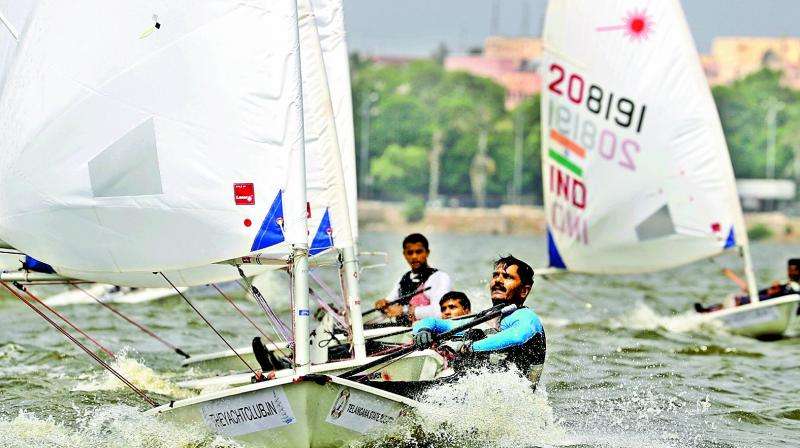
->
[[151, 373, 422, 447], [697, 294, 800, 338], [179, 350, 442, 392], [43, 285, 182, 307], [180, 326, 410, 372]]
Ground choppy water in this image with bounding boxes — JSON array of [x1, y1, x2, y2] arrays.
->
[[0, 232, 798, 447]]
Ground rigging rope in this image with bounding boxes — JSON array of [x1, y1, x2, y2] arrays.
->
[[71, 284, 190, 359], [309, 270, 345, 307], [237, 279, 287, 342], [13, 282, 116, 359], [158, 273, 258, 376], [236, 269, 292, 342], [0, 281, 159, 407], [211, 283, 289, 358], [309, 288, 347, 328], [336, 253, 354, 349]]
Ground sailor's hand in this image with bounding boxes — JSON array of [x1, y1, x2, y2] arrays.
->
[[458, 340, 474, 356], [375, 298, 389, 310], [383, 304, 403, 318], [414, 330, 435, 350], [768, 281, 781, 295]]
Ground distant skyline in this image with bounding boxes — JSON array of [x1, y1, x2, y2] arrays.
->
[[342, 0, 800, 56]]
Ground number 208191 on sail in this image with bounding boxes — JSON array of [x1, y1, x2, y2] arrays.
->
[[548, 63, 646, 133]]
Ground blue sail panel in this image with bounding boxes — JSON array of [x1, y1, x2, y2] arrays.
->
[[723, 226, 736, 249], [251, 191, 286, 252], [547, 227, 567, 269], [24, 256, 56, 274], [309, 209, 333, 256]]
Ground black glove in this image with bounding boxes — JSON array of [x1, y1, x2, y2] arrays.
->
[[413, 330, 434, 350]]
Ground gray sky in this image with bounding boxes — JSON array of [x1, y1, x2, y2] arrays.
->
[[343, 0, 800, 56]]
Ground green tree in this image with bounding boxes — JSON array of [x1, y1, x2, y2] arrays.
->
[[713, 69, 799, 180], [370, 144, 429, 199]]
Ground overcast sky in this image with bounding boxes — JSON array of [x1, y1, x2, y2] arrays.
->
[[342, 0, 800, 56]]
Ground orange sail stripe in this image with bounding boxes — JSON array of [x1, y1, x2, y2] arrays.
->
[[550, 129, 586, 159]]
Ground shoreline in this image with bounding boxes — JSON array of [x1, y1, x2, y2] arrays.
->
[[358, 201, 800, 242]]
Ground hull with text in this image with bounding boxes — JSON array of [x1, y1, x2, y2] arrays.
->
[[151, 375, 416, 447]]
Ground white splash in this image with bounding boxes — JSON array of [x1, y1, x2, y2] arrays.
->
[[73, 349, 195, 399], [609, 302, 727, 335], [374, 369, 571, 448], [0, 407, 239, 448]]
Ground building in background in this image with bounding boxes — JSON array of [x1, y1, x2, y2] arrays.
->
[[704, 37, 800, 89], [442, 36, 800, 111], [445, 37, 542, 109]]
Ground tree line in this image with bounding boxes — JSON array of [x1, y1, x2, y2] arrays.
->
[[351, 57, 800, 207]]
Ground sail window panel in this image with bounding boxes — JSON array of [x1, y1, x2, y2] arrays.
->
[[88, 118, 163, 198], [635, 204, 676, 241]]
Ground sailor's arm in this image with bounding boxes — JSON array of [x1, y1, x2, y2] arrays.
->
[[471, 309, 543, 352], [412, 317, 459, 335]]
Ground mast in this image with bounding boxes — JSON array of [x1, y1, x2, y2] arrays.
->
[[306, 0, 366, 360], [741, 245, 759, 303], [342, 245, 366, 359], [287, 0, 312, 375]]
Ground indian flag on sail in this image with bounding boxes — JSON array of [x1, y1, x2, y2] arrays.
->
[[547, 129, 585, 178]]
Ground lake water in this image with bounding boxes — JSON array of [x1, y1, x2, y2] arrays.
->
[[0, 232, 798, 447]]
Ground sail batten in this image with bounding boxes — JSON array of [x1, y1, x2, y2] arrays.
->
[[542, 0, 746, 274]]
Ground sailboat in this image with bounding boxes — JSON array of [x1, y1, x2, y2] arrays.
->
[[176, 0, 412, 377], [541, 0, 800, 338], [0, 0, 450, 444]]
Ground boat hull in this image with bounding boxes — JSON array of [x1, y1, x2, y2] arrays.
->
[[699, 294, 800, 338], [150, 375, 416, 448]]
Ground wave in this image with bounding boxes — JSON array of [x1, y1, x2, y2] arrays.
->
[[0, 407, 238, 448], [72, 349, 195, 399]]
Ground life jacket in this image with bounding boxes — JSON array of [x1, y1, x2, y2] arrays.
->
[[456, 307, 547, 384], [398, 265, 438, 307]]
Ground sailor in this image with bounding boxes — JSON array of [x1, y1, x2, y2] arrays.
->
[[695, 258, 800, 313], [374, 233, 452, 324], [412, 255, 546, 385], [439, 291, 471, 319]]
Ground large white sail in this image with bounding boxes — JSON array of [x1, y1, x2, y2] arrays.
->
[[0, 0, 306, 273], [0, 1, 37, 92], [541, 0, 747, 274], [312, 0, 359, 240]]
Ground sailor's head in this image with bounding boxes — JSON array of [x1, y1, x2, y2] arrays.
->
[[788, 259, 800, 281], [439, 291, 471, 319], [490, 255, 534, 306], [402, 233, 430, 271]]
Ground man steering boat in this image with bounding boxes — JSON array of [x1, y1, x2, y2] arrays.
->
[[413, 255, 546, 386]]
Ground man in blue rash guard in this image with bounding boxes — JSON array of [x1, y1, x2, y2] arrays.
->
[[412, 255, 546, 385]]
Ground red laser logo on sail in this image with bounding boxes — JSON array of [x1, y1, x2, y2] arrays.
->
[[234, 183, 255, 205], [596, 9, 654, 42]]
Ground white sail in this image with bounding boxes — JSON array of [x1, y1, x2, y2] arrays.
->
[[0, 0, 306, 274], [312, 0, 359, 240], [276, 0, 355, 256], [0, 1, 37, 92], [541, 0, 747, 274]]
